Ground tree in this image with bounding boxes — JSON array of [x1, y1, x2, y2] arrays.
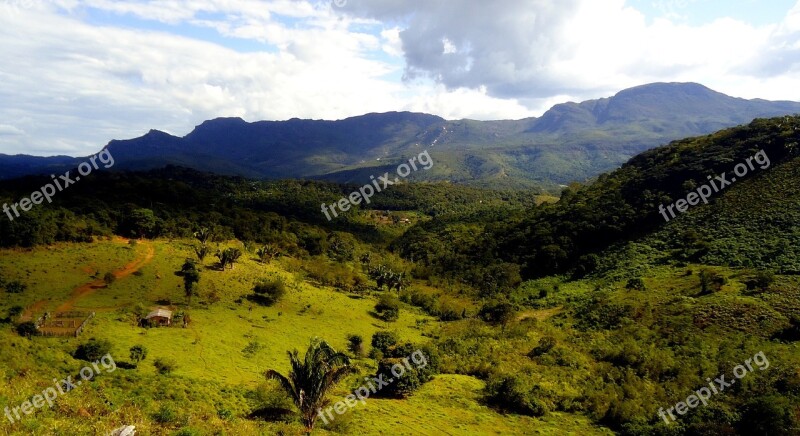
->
[[256, 244, 281, 264], [193, 227, 213, 246], [129, 208, 157, 238], [103, 272, 116, 287], [264, 339, 354, 433], [194, 245, 211, 262], [216, 247, 243, 270], [181, 259, 201, 306], [130, 345, 148, 366]]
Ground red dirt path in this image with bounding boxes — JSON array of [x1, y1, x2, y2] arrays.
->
[[21, 239, 155, 319]]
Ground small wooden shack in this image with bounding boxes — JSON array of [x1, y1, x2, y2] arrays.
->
[[144, 308, 173, 327]]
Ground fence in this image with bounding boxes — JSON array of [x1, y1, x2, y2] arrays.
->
[[37, 312, 95, 337]]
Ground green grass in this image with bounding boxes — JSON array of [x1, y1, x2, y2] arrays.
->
[[0, 238, 614, 435]]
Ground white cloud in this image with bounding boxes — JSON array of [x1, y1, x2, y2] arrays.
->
[[1, 0, 799, 156]]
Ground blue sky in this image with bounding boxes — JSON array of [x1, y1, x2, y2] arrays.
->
[[0, 0, 799, 156]]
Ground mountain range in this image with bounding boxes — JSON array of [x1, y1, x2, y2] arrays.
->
[[2, 82, 799, 190]]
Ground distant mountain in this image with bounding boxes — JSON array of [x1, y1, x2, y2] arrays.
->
[[2, 83, 799, 190]]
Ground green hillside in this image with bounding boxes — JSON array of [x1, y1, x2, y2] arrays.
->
[[1, 116, 799, 435]]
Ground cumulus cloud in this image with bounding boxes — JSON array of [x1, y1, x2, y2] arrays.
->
[[340, 0, 800, 103], [1, 0, 799, 156]]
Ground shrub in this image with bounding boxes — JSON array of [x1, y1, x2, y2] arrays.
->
[[250, 279, 286, 306], [625, 277, 646, 291], [375, 294, 400, 322], [528, 336, 557, 358], [15, 321, 38, 337], [370, 331, 398, 355], [74, 338, 113, 362], [103, 272, 116, 286], [484, 373, 550, 416], [5, 280, 26, 294], [130, 345, 148, 365], [373, 347, 439, 398], [154, 357, 178, 375], [347, 334, 364, 357], [152, 404, 178, 424], [699, 269, 726, 295], [478, 300, 515, 327]]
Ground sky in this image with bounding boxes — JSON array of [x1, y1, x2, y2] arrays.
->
[[0, 0, 799, 156]]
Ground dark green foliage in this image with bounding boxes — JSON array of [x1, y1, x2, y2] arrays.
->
[[528, 336, 557, 358], [744, 270, 775, 292], [478, 300, 515, 327], [180, 259, 201, 305], [250, 279, 286, 307], [15, 321, 38, 337], [373, 347, 438, 398], [216, 247, 242, 270], [130, 345, 148, 365], [154, 357, 178, 375], [4, 280, 26, 294], [370, 331, 398, 355], [484, 373, 550, 416], [625, 278, 646, 291], [74, 338, 113, 362], [698, 269, 726, 295], [103, 272, 116, 286], [738, 395, 799, 435], [346, 334, 364, 357], [375, 293, 400, 322]]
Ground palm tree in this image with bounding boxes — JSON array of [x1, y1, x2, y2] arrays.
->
[[265, 339, 354, 433]]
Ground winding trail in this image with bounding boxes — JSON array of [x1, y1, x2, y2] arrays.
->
[[21, 239, 155, 319]]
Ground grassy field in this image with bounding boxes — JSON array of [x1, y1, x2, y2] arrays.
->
[[0, 239, 613, 435]]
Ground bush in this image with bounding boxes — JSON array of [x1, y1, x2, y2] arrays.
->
[[484, 373, 550, 416], [74, 338, 113, 361], [130, 345, 148, 365], [373, 347, 439, 398], [15, 321, 38, 337], [478, 300, 515, 327], [5, 280, 26, 294], [103, 272, 116, 286], [154, 357, 178, 375], [625, 277, 646, 291], [250, 279, 286, 306], [347, 334, 364, 357], [371, 331, 398, 355], [152, 404, 178, 424], [699, 269, 726, 295], [375, 294, 400, 322], [528, 336, 556, 358]]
